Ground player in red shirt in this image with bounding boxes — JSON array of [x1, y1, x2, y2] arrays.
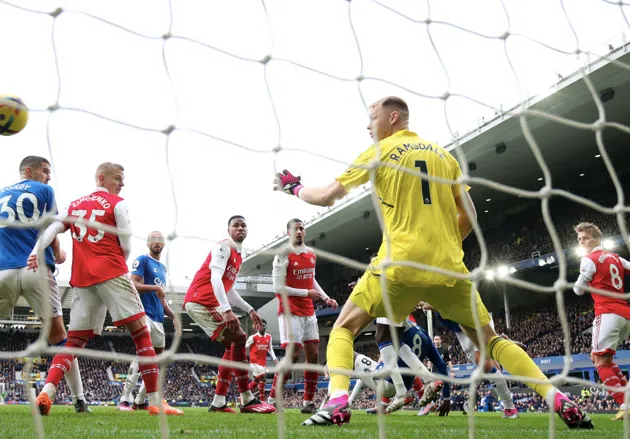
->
[[246, 319, 278, 400], [268, 218, 338, 413], [27, 162, 180, 416], [574, 222, 630, 420], [184, 215, 275, 414]]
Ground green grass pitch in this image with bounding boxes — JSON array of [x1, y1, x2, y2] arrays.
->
[[0, 406, 623, 439]]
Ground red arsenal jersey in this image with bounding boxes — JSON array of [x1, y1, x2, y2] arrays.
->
[[67, 190, 129, 288], [249, 333, 272, 365], [276, 250, 316, 317], [184, 240, 242, 309], [581, 248, 630, 319]]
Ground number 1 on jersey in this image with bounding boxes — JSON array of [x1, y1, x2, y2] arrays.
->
[[415, 160, 432, 205]]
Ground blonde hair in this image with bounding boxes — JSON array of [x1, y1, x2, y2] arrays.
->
[[95, 162, 124, 182], [574, 222, 602, 240], [372, 96, 409, 123]]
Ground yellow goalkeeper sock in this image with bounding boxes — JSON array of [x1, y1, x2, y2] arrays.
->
[[327, 327, 355, 398], [487, 336, 553, 398]]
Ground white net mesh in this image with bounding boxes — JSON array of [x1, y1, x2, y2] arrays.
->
[[2, 0, 630, 437]]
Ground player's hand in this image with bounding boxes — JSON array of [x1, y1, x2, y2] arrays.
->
[[155, 286, 166, 300], [307, 289, 323, 301], [249, 310, 263, 331], [437, 399, 451, 416], [325, 298, 338, 310], [224, 310, 240, 332], [274, 359, 278, 365], [54, 249, 66, 265], [274, 170, 304, 196], [418, 301, 436, 312], [27, 254, 39, 272]]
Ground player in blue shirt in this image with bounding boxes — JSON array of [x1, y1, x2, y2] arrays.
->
[[430, 306, 519, 418], [118, 231, 180, 414], [0, 156, 89, 413]]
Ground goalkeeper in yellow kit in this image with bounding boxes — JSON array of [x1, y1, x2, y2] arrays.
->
[[275, 96, 592, 430]]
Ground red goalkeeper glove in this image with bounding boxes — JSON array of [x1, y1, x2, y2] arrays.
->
[[275, 170, 304, 197]]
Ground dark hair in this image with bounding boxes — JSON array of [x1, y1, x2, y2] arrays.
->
[[228, 215, 245, 226], [286, 218, 303, 231], [19, 156, 50, 174], [262, 319, 267, 325]]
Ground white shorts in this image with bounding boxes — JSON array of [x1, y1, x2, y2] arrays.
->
[[185, 302, 227, 342], [455, 331, 477, 364], [0, 267, 62, 319], [278, 313, 319, 347], [592, 313, 630, 355], [375, 317, 404, 327], [250, 363, 266, 377], [68, 274, 145, 337], [147, 319, 166, 349]]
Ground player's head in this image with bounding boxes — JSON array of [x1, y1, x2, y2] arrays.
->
[[147, 231, 165, 255], [228, 215, 247, 243], [95, 162, 125, 195], [287, 218, 305, 246], [260, 319, 267, 333], [367, 96, 409, 143], [433, 335, 442, 347], [575, 222, 602, 253], [19, 156, 51, 184]]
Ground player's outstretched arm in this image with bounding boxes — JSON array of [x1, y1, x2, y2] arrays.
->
[[274, 170, 348, 207], [27, 221, 68, 271], [314, 279, 338, 309]]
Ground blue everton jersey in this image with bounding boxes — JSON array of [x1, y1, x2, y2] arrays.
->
[[131, 254, 166, 323], [0, 180, 56, 271]]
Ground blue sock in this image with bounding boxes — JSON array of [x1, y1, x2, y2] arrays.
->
[[55, 338, 67, 347]]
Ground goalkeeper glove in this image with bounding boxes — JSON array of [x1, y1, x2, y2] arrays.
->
[[275, 169, 304, 197]]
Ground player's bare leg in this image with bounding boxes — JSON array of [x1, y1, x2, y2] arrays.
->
[[302, 342, 319, 414], [45, 315, 90, 413], [460, 323, 592, 429], [269, 344, 302, 406], [303, 301, 373, 426]]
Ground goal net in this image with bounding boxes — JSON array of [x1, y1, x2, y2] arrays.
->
[[1, 0, 630, 438]]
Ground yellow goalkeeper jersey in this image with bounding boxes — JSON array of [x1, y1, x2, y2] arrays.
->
[[337, 130, 469, 286]]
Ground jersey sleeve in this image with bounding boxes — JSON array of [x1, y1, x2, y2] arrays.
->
[[246, 335, 254, 349], [574, 257, 596, 295], [209, 242, 231, 271], [114, 200, 132, 259], [336, 145, 377, 191], [446, 151, 470, 197], [131, 256, 145, 279], [45, 186, 57, 215]]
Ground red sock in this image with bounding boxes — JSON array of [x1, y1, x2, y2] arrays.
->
[[215, 349, 232, 396], [249, 380, 258, 392], [258, 378, 266, 399], [598, 364, 625, 405], [613, 363, 628, 386], [131, 326, 159, 393], [413, 376, 424, 398], [304, 371, 318, 402], [231, 341, 250, 394], [382, 396, 391, 404], [270, 372, 290, 399], [46, 337, 87, 387]]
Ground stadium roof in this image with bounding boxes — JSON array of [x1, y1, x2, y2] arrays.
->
[[241, 43, 630, 276]]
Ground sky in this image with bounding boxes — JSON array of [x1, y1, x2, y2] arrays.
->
[[1, 0, 629, 285]]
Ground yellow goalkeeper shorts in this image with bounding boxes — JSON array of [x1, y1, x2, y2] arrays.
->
[[349, 271, 491, 328]]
